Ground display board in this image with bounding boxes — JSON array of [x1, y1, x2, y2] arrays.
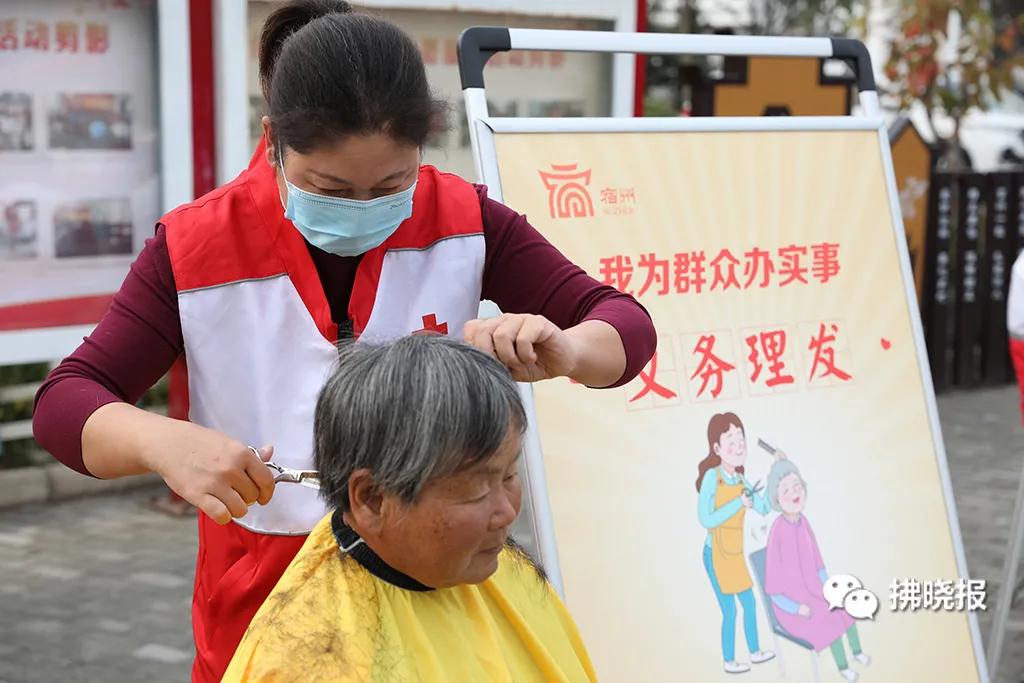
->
[[0, 0, 164, 359], [479, 116, 987, 683], [458, 27, 988, 680]]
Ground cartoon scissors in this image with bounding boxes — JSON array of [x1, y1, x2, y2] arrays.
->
[[743, 479, 764, 498]]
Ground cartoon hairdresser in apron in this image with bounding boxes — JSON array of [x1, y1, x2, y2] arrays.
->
[[695, 412, 778, 675]]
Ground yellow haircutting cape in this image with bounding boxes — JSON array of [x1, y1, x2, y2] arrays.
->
[[223, 515, 597, 682]]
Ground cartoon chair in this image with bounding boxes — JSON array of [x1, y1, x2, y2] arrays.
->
[[749, 548, 822, 683]]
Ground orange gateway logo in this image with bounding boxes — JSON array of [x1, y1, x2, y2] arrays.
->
[[538, 163, 595, 219]]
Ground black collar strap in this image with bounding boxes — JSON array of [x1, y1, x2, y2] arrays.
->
[[330, 509, 434, 592]]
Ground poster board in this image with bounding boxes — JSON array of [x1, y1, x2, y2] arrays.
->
[[479, 113, 987, 683], [0, 0, 191, 365], [462, 30, 988, 683]]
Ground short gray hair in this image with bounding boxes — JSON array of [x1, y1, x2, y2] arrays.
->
[[313, 335, 527, 512], [766, 459, 806, 512]]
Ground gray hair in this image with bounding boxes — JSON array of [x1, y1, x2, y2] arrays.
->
[[766, 459, 806, 512], [313, 335, 527, 512]]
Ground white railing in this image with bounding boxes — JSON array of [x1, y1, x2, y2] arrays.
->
[[0, 381, 43, 444], [0, 366, 168, 463]]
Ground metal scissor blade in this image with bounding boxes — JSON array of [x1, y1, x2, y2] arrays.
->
[[266, 462, 321, 490], [294, 474, 321, 490]]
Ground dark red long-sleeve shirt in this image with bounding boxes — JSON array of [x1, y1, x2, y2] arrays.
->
[[33, 185, 656, 476]]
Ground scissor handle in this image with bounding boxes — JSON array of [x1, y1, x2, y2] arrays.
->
[[264, 461, 295, 483]]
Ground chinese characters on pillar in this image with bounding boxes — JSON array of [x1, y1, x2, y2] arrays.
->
[[623, 322, 853, 411], [0, 19, 111, 54], [598, 242, 841, 297]]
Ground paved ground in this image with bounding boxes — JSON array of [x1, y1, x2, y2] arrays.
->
[[941, 386, 1024, 683], [1, 386, 1024, 682], [0, 489, 197, 683]]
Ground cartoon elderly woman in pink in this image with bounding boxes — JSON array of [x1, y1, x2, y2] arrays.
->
[[764, 459, 872, 682]]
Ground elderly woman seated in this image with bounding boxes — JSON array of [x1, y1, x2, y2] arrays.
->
[[764, 459, 871, 682], [223, 335, 596, 682]]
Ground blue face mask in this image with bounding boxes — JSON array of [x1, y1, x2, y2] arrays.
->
[[278, 150, 416, 257]]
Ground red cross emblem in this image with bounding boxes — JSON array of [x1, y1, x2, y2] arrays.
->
[[414, 313, 448, 336]]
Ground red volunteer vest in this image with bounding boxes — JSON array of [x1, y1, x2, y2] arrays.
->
[[163, 143, 485, 682]]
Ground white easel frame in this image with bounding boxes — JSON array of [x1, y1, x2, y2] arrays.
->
[[458, 26, 989, 682]]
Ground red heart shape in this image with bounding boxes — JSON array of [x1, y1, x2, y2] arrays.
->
[[881, 338, 892, 350]]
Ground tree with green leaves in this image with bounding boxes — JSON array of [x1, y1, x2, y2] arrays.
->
[[883, 0, 1024, 169]]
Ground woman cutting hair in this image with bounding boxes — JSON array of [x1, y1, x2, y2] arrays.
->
[[32, 1, 655, 680], [695, 413, 777, 674], [224, 334, 596, 682]]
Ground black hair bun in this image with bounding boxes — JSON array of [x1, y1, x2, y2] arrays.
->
[[259, 0, 354, 101]]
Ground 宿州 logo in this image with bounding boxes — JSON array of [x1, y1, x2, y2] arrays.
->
[[538, 163, 595, 219]]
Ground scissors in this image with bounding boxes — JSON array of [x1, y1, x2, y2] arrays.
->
[[267, 463, 322, 490], [248, 446, 321, 490], [742, 479, 763, 498]]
